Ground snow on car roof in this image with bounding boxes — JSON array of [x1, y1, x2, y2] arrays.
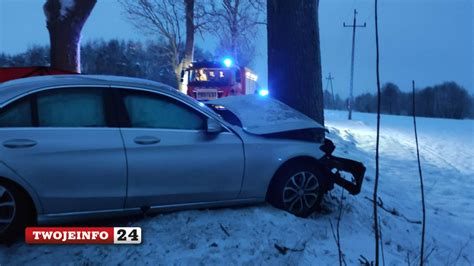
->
[[208, 94, 324, 135]]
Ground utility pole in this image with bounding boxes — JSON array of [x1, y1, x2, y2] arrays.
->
[[344, 9, 366, 120], [325, 73, 335, 109]]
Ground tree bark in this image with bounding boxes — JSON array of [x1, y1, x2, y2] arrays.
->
[[180, 0, 195, 92], [44, 0, 96, 73], [183, 0, 195, 68], [230, 0, 239, 61], [267, 0, 324, 126]]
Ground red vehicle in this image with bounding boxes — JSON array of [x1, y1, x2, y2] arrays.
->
[[181, 59, 259, 101], [0, 66, 77, 83]]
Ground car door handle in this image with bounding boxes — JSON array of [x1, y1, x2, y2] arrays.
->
[[134, 136, 161, 145], [3, 139, 37, 149]]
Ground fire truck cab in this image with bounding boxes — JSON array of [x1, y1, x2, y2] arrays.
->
[[181, 59, 259, 101]]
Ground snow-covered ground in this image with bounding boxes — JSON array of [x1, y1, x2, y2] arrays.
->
[[1, 110, 473, 265]]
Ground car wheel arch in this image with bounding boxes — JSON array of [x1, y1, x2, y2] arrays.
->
[[0, 161, 44, 215], [0, 176, 37, 223], [265, 156, 325, 199]]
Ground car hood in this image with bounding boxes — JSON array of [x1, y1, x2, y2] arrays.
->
[[208, 94, 324, 135]]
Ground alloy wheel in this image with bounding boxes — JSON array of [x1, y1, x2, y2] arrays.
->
[[282, 171, 320, 215], [0, 185, 16, 233]]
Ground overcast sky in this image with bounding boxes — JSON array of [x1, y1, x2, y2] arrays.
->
[[0, 0, 472, 97]]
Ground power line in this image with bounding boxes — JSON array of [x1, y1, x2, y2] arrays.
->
[[344, 9, 366, 120]]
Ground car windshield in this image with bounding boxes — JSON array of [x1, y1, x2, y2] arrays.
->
[[188, 68, 231, 86], [206, 104, 242, 127]]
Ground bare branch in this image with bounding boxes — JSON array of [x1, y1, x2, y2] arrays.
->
[[205, 0, 265, 66], [119, 0, 187, 86], [364, 196, 422, 224], [329, 190, 347, 266]]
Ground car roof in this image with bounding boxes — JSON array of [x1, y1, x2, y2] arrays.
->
[[0, 74, 221, 120], [0, 75, 181, 106]]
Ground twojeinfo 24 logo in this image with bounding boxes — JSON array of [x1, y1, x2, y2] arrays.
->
[[25, 227, 142, 244]]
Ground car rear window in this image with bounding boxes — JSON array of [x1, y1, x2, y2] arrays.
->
[[36, 89, 107, 127], [0, 97, 32, 127]]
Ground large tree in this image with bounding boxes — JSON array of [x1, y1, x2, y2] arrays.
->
[[120, 0, 206, 90], [267, 0, 324, 126], [44, 0, 96, 73]]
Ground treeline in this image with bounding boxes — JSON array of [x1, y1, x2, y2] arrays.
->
[[323, 90, 347, 111], [324, 82, 474, 119], [2, 43, 472, 119], [0, 39, 212, 88]]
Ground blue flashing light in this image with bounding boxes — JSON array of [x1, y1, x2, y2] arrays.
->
[[258, 88, 269, 97], [223, 58, 233, 67]]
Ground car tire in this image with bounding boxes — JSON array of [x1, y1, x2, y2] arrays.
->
[[267, 163, 326, 218], [0, 182, 31, 243]]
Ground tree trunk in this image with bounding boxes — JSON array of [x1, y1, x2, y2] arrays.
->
[[183, 0, 195, 68], [180, 0, 195, 92], [230, 0, 239, 62], [44, 0, 96, 73], [172, 44, 181, 89], [267, 0, 324, 126]]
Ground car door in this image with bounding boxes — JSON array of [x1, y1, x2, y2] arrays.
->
[[115, 88, 245, 207], [0, 87, 127, 214]]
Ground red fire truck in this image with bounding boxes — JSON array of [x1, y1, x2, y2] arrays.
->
[[181, 59, 261, 101], [0, 66, 77, 83]]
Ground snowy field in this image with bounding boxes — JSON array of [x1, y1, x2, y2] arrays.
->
[[1, 110, 472, 265]]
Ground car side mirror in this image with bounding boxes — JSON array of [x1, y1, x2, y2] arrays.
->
[[207, 117, 223, 133]]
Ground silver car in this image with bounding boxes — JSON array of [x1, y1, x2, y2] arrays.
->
[[0, 75, 364, 241]]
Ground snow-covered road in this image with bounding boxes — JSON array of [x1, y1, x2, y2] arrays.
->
[[1, 110, 472, 265]]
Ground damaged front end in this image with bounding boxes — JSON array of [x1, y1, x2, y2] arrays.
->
[[207, 95, 366, 195], [319, 139, 366, 195]]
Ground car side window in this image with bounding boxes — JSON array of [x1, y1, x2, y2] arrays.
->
[[0, 97, 32, 127], [121, 90, 206, 130], [37, 88, 107, 127]]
